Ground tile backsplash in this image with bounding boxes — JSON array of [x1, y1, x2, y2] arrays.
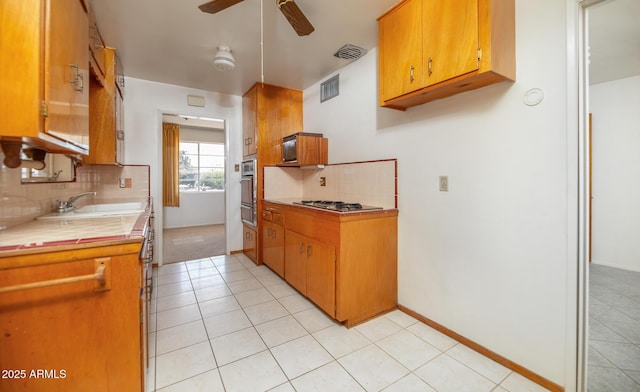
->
[[0, 153, 149, 229], [264, 159, 397, 209]]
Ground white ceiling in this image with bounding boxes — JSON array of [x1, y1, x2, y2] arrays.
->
[[90, 0, 640, 97], [91, 0, 398, 96]]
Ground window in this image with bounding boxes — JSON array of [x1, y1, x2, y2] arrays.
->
[[179, 141, 224, 192]]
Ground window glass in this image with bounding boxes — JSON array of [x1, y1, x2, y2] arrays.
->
[[179, 141, 225, 192]]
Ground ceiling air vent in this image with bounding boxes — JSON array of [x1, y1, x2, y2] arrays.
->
[[333, 44, 367, 61]]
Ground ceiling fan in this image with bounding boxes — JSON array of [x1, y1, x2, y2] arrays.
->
[[198, 0, 315, 36]]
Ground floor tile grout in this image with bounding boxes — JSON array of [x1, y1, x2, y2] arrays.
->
[[148, 254, 552, 392]]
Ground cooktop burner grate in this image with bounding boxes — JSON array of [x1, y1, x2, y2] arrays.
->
[[297, 200, 381, 212]]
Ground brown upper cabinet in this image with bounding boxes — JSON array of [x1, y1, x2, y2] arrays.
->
[[278, 133, 328, 167], [0, 0, 90, 155], [241, 83, 303, 263], [88, 5, 106, 86], [378, 0, 515, 110], [86, 47, 125, 165], [242, 86, 258, 158]]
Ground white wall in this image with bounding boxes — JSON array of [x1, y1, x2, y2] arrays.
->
[[303, 0, 570, 384], [590, 75, 640, 272], [163, 192, 226, 229], [123, 78, 243, 261]]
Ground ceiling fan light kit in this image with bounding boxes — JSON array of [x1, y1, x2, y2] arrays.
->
[[213, 45, 235, 72]]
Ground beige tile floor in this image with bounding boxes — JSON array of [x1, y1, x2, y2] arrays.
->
[[146, 254, 551, 392]]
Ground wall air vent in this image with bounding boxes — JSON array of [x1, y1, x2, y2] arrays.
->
[[320, 74, 339, 103], [333, 44, 367, 61]]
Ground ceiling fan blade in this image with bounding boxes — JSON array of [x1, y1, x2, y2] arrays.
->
[[277, 0, 315, 36], [198, 0, 244, 14]]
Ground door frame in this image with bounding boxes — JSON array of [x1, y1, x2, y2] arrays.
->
[[568, 0, 609, 390], [156, 109, 231, 267]]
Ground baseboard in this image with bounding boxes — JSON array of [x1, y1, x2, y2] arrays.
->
[[398, 305, 564, 392], [590, 259, 640, 273]]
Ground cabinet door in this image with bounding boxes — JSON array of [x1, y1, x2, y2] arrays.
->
[[242, 86, 257, 157], [262, 221, 284, 277], [47, 0, 90, 150], [0, 253, 142, 391], [284, 230, 307, 293], [115, 89, 125, 164], [378, 0, 423, 102], [305, 238, 336, 317], [423, 0, 479, 86], [243, 225, 257, 262]]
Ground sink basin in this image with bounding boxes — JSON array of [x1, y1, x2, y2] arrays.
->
[[37, 201, 146, 220]]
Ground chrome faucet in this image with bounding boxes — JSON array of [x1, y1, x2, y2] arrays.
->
[[56, 191, 96, 213]]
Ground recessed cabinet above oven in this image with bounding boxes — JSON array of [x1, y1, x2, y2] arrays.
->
[[278, 132, 328, 167]]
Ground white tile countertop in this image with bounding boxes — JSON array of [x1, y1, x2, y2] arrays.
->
[[0, 212, 149, 255]]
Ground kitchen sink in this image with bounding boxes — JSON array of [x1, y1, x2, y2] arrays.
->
[[36, 201, 146, 220]]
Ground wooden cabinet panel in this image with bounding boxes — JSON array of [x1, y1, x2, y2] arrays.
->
[[243, 224, 257, 262], [378, 0, 423, 102], [86, 47, 124, 165], [44, 0, 90, 150], [262, 220, 284, 277], [284, 229, 335, 316], [0, 0, 90, 155], [242, 86, 257, 157], [88, 5, 106, 85], [0, 243, 144, 391], [423, 0, 478, 86], [267, 201, 397, 327], [305, 237, 336, 317], [378, 0, 513, 110], [284, 229, 307, 293], [242, 83, 302, 263]]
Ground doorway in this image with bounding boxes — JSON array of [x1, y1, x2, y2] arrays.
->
[[578, 0, 640, 390], [161, 113, 227, 264]]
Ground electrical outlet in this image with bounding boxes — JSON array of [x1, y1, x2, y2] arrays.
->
[[320, 177, 327, 187], [439, 176, 449, 192], [120, 178, 132, 188]]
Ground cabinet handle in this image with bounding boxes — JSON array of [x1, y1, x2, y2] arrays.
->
[[409, 65, 415, 83], [307, 245, 312, 257], [0, 259, 109, 294], [69, 64, 84, 93], [299, 242, 304, 254], [428, 58, 433, 76]]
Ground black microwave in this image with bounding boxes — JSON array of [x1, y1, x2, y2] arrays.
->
[[282, 132, 323, 163]]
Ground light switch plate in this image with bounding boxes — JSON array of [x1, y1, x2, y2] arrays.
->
[[439, 176, 448, 192]]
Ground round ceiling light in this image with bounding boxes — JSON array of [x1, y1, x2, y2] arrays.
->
[[213, 45, 235, 72]]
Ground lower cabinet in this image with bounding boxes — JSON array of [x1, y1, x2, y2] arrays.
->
[[262, 221, 284, 277], [243, 224, 257, 262], [285, 230, 336, 317], [0, 242, 145, 391], [263, 201, 398, 327]]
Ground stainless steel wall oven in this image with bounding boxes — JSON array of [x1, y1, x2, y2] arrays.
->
[[240, 159, 256, 226]]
